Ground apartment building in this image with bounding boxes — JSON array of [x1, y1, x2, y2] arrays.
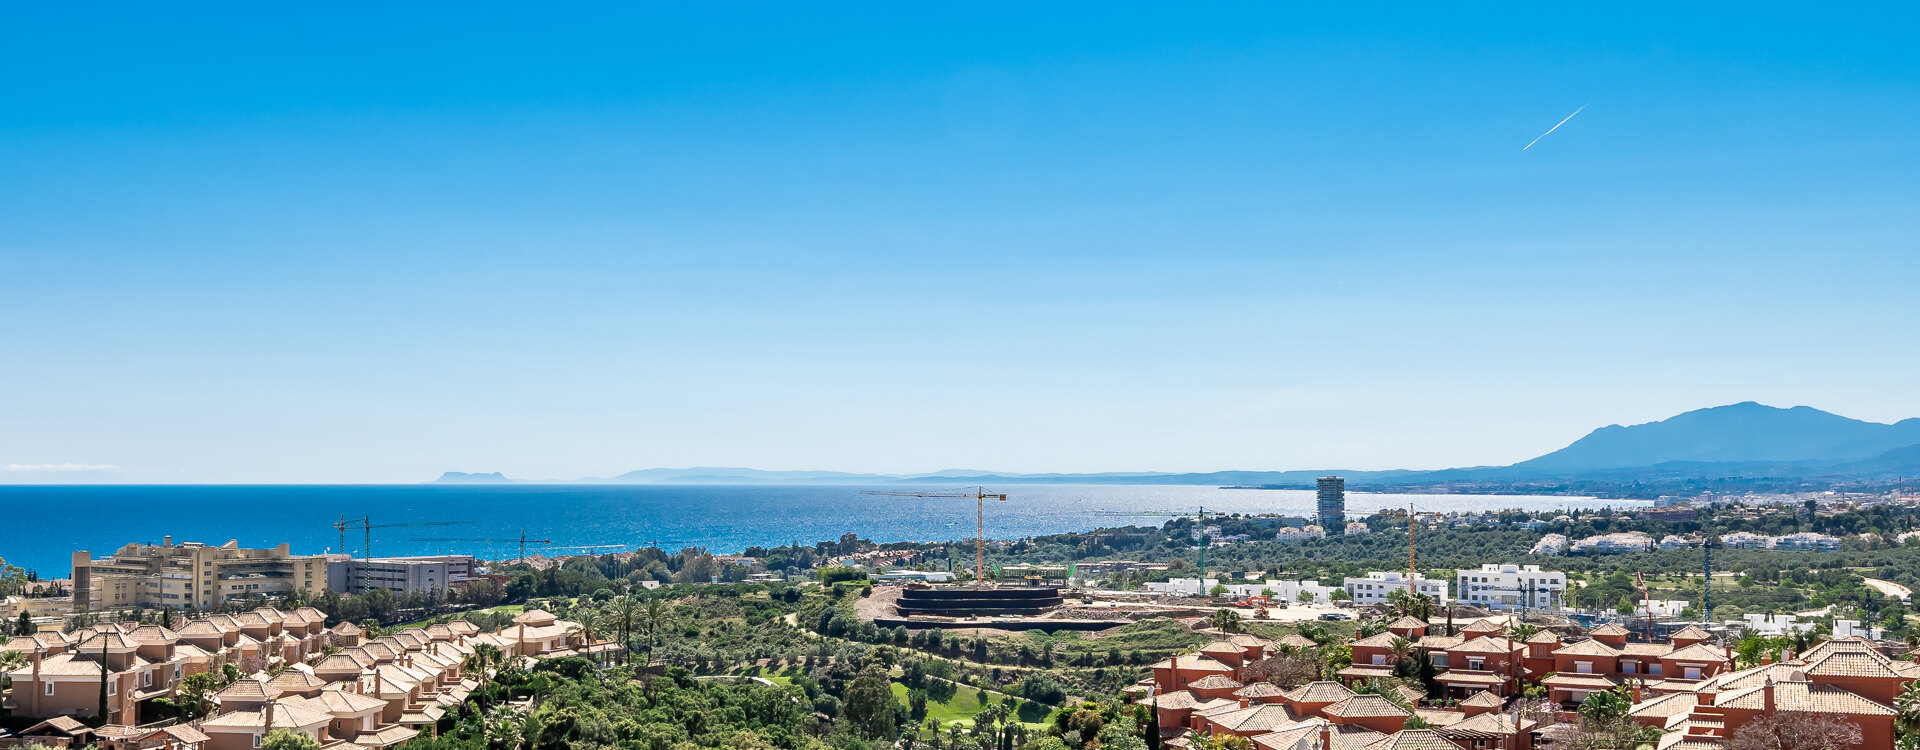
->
[[327, 554, 477, 595], [1342, 571, 1450, 605], [76, 537, 329, 611], [1455, 564, 1564, 610]]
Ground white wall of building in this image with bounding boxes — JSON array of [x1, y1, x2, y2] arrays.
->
[[1343, 571, 1450, 605], [1455, 564, 1564, 610]]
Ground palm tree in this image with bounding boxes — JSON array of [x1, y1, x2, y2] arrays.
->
[[639, 597, 672, 666], [1209, 608, 1242, 633], [482, 705, 523, 750], [1355, 619, 1387, 639], [566, 607, 609, 647], [466, 642, 504, 680], [1510, 622, 1540, 642], [1897, 679, 1920, 735], [607, 595, 643, 665], [1388, 636, 1416, 667]]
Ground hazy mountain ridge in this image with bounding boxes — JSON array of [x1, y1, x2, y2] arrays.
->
[[434, 402, 1920, 486]]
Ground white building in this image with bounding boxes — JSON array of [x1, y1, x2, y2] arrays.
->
[[1145, 577, 1220, 595], [1274, 525, 1327, 543], [873, 570, 957, 583], [1456, 564, 1565, 610], [1834, 619, 1884, 640], [1569, 531, 1655, 554], [1658, 535, 1697, 550], [1720, 532, 1771, 549], [1739, 613, 1814, 636], [1221, 579, 1342, 604], [1531, 534, 1569, 556], [1771, 532, 1842, 551], [1344, 522, 1371, 535], [1342, 571, 1450, 605]]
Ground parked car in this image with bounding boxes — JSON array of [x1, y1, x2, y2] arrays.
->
[[1318, 612, 1351, 621]]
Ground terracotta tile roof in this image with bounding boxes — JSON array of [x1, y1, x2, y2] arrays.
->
[[1323, 694, 1411, 719], [1541, 673, 1621, 690], [1801, 650, 1905, 679], [1669, 625, 1712, 641], [232, 612, 270, 627], [1439, 711, 1528, 739], [1387, 617, 1429, 630], [1459, 690, 1504, 708], [199, 702, 332, 729], [332, 621, 364, 635], [1798, 636, 1879, 661], [163, 724, 212, 744], [1524, 631, 1562, 645], [1230, 634, 1275, 649], [1353, 632, 1405, 649], [1148, 691, 1201, 709], [1328, 727, 1391, 750], [1207, 704, 1306, 733], [10, 653, 110, 677], [1335, 664, 1399, 680], [1460, 619, 1502, 633], [1283, 681, 1357, 704], [1416, 635, 1465, 651], [271, 670, 330, 690], [1188, 674, 1245, 690], [1392, 685, 1424, 707], [1452, 636, 1516, 654], [1699, 663, 1804, 692], [1276, 634, 1320, 650], [1249, 723, 1324, 750], [1375, 728, 1467, 750], [1662, 643, 1731, 663], [1434, 670, 1508, 687], [127, 625, 181, 643], [1413, 709, 1463, 728], [75, 630, 139, 652], [1201, 640, 1246, 655], [295, 689, 388, 715], [1150, 654, 1235, 672], [1553, 639, 1621, 657], [177, 619, 226, 637], [215, 678, 283, 702], [354, 725, 421, 748], [1235, 682, 1289, 699], [1627, 692, 1696, 720], [1193, 698, 1243, 717], [1588, 622, 1630, 637], [23, 716, 91, 736], [1620, 643, 1671, 657], [1716, 679, 1896, 716], [511, 608, 558, 625]]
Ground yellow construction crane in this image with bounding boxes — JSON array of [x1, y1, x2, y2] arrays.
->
[[861, 486, 1007, 585], [333, 516, 470, 593]]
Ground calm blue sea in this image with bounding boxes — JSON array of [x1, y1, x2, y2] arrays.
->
[[0, 485, 1637, 576]]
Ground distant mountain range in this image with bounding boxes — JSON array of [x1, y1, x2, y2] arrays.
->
[[433, 402, 1920, 487]]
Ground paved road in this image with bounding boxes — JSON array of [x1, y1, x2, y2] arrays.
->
[[1864, 578, 1912, 600]]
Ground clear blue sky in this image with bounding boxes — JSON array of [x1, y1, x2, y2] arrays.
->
[[4, 5, 1917, 483]]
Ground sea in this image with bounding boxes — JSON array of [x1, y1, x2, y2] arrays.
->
[[0, 484, 1641, 576]]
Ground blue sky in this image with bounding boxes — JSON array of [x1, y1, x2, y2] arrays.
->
[[3, 5, 1917, 483]]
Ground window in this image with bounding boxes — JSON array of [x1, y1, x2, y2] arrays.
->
[[1684, 666, 1702, 679], [45, 681, 56, 696], [1469, 659, 1484, 671], [109, 681, 117, 696], [145, 671, 154, 687], [1622, 661, 1637, 674], [1650, 664, 1663, 675], [1431, 654, 1448, 668], [1372, 655, 1386, 665], [1575, 661, 1593, 674], [253, 734, 263, 748]]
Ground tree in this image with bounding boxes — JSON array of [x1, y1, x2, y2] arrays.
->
[[606, 594, 642, 665], [640, 598, 672, 665], [1900, 679, 1920, 735], [16, 611, 34, 635], [841, 663, 900, 739], [1726, 712, 1863, 750], [174, 672, 220, 719], [260, 730, 322, 750], [1241, 652, 1320, 689], [1297, 590, 1316, 604], [1209, 608, 1242, 633]]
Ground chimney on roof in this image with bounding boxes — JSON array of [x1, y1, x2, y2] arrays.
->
[[1630, 680, 1642, 703], [1319, 722, 1332, 749], [1762, 677, 1775, 714]]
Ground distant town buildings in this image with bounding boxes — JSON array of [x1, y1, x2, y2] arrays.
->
[[1316, 476, 1346, 531], [1568, 531, 1655, 554], [1343, 521, 1370, 535], [1455, 564, 1564, 610], [1719, 531, 1842, 551], [75, 537, 329, 611], [1530, 533, 1569, 556], [1273, 525, 1327, 543], [1342, 571, 1450, 605]]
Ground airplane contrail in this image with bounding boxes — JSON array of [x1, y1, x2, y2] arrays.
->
[[1523, 103, 1587, 150]]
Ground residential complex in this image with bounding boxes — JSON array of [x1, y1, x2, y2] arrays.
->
[[1341, 571, 1450, 605], [1, 605, 613, 749], [75, 538, 330, 612], [1455, 564, 1565, 611], [1139, 613, 1910, 749], [326, 555, 477, 595]]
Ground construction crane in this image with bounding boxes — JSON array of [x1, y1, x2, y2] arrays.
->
[[861, 487, 1007, 585], [410, 531, 553, 563], [1094, 507, 1223, 591], [334, 516, 470, 593]]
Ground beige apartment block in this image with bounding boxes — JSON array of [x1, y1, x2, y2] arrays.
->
[[75, 537, 329, 611]]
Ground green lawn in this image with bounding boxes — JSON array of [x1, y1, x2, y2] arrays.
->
[[891, 682, 1049, 731], [391, 604, 525, 630]]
